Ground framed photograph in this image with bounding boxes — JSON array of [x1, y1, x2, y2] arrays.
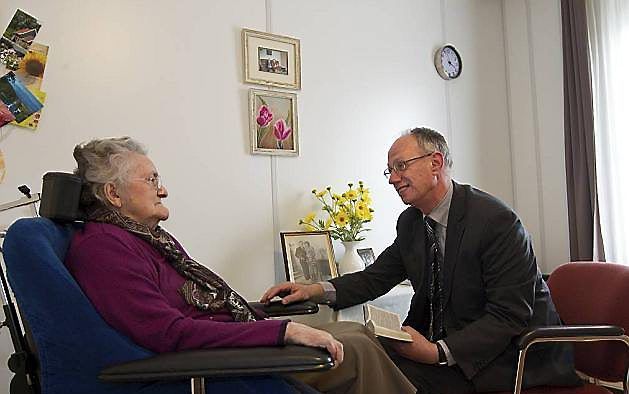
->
[[280, 231, 338, 284], [249, 88, 298, 156], [356, 248, 376, 267], [242, 28, 301, 90]]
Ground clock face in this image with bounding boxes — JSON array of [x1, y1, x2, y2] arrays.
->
[[434, 45, 462, 80]]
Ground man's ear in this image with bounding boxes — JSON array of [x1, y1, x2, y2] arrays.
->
[[104, 182, 122, 208], [431, 151, 445, 172]]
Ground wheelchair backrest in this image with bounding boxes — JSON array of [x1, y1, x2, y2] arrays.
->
[[2, 217, 162, 394]]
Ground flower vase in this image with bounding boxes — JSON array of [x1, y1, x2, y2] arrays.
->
[[338, 241, 365, 275]]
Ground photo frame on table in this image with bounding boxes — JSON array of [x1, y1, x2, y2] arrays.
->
[[356, 248, 376, 267], [280, 231, 338, 284], [249, 88, 298, 156], [242, 28, 301, 90]]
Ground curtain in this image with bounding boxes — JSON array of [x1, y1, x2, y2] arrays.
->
[[586, 0, 629, 264], [561, 0, 602, 261]]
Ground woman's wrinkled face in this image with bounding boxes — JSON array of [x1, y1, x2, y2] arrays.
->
[[111, 153, 169, 229]]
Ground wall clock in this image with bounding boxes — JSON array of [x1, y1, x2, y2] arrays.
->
[[434, 44, 462, 80]]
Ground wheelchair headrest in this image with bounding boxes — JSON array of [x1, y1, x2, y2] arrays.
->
[[39, 172, 84, 222]]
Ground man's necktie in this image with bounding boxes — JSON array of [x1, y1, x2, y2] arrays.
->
[[425, 216, 445, 341]]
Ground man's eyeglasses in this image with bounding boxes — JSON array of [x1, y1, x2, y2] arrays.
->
[[383, 152, 434, 179], [132, 175, 164, 191]]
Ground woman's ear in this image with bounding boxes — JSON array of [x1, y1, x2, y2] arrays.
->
[[104, 182, 122, 208]]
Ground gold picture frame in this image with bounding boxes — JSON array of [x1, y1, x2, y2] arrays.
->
[[249, 89, 298, 156], [242, 28, 301, 90], [280, 231, 338, 284]]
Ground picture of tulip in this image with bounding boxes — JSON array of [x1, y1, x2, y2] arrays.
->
[[256, 105, 273, 127], [250, 89, 298, 155], [273, 118, 292, 148]]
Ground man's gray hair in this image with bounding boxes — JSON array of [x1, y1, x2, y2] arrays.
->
[[73, 136, 147, 206], [405, 127, 453, 170]]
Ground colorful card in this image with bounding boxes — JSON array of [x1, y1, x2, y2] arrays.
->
[[14, 42, 48, 90], [11, 88, 45, 130], [1, 9, 41, 69], [0, 71, 43, 123], [0, 149, 5, 184], [0, 101, 15, 126]]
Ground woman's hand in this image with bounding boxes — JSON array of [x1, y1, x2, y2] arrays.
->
[[284, 322, 344, 366], [260, 282, 324, 305], [390, 325, 439, 364]]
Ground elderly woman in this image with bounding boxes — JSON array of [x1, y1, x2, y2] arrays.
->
[[65, 137, 415, 394]]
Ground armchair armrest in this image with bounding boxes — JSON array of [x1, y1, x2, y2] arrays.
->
[[249, 300, 319, 317], [511, 325, 629, 394], [516, 324, 625, 349], [99, 345, 334, 383]]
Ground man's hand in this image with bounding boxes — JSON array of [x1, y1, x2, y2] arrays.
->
[[260, 282, 324, 305], [284, 322, 344, 367], [390, 325, 439, 364]]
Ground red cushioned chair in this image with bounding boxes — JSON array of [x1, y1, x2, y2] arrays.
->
[[499, 262, 629, 394]]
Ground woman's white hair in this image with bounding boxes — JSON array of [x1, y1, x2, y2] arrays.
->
[[73, 136, 147, 207]]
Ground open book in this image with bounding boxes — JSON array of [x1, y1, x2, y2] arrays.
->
[[363, 304, 413, 342]]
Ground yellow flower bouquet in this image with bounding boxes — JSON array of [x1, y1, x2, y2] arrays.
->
[[299, 181, 374, 242]]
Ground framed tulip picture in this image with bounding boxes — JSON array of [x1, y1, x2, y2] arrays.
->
[[249, 89, 298, 156], [242, 28, 301, 90]]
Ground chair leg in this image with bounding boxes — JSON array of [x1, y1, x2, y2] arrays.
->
[[191, 377, 205, 394], [513, 349, 527, 394]]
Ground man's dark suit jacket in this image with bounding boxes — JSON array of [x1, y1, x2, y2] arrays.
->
[[330, 181, 579, 392]]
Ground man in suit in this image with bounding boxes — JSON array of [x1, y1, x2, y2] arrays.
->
[[262, 127, 579, 393]]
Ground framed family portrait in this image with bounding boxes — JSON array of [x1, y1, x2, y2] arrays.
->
[[280, 231, 338, 284], [242, 28, 301, 90], [249, 88, 298, 156]]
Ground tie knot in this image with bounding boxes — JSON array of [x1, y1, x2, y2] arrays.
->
[[425, 216, 437, 231]]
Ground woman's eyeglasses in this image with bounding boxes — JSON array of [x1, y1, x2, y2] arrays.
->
[[131, 175, 164, 191]]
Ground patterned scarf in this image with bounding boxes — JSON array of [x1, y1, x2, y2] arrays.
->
[[88, 207, 260, 322]]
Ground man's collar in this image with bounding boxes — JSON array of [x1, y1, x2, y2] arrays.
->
[[425, 180, 453, 228]]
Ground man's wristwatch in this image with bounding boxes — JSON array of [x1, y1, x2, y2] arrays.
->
[[435, 342, 448, 366]]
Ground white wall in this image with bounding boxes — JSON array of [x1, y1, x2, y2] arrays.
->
[[0, 0, 567, 390], [503, 0, 569, 272]]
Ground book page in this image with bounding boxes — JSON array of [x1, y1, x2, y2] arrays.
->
[[364, 304, 401, 330], [364, 304, 412, 342]]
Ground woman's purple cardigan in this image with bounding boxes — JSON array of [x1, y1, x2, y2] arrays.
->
[[65, 222, 288, 353]]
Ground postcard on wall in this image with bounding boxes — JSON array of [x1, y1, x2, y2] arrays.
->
[[0, 149, 6, 184], [1, 9, 42, 70], [11, 88, 45, 130], [242, 29, 301, 90], [14, 42, 48, 90], [0, 102, 16, 127], [249, 89, 298, 156], [0, 71, 43, 123]]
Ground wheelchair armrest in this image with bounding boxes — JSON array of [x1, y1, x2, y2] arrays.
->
[[249, 300, 319, 317], [99, 345, 334, 383], [515, 324, 626, 350]]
